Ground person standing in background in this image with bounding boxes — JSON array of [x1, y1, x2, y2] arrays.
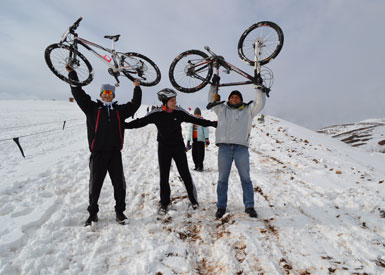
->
[[186, 107, 210, 172]]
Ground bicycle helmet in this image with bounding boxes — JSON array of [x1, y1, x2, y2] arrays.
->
[[157, 88, 177, 104]]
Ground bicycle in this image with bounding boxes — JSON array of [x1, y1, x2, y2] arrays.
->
[[44, 17, 161, 87], [168, 21, 284, 95]]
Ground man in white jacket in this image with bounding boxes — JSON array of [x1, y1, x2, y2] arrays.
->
[[208, 75, 266, 219]]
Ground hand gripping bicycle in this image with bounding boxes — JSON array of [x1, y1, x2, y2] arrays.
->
[[44, 17, 161, 87], [168, 21, 283, 95]]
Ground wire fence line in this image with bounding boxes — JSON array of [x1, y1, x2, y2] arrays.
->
[[0, 122, 83, 143], [0, 118, 83, 131], [0, 120, 85, 158]]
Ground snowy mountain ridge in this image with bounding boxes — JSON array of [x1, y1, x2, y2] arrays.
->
[[317, 118, 385, 154], [0, 100, 384, 274]]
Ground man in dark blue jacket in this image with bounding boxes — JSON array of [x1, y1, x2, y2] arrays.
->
[[68, 69, 141, 226]]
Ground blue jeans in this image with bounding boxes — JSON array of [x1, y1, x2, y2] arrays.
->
[[217, 144, 254, 209]]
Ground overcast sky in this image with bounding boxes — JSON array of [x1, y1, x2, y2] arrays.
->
[[1, 0, 385, 130]]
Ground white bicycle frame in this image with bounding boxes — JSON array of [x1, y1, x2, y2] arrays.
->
[[61, 26, 141, 86]]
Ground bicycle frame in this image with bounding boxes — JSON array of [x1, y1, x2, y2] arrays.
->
[[64, 34, 122, 73], [196, 46, 264, 88], [46, 17, 160, 87], [59, 17, 141, 78], [214, 58, 260, 88]]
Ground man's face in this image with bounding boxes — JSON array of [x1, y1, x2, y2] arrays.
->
[[100, 91, 114, 102], [194, 113, 201, 118], [229, 94, 242, 105], [167, 97, 177, 110]]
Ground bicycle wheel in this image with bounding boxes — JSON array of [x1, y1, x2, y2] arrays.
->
[[121, 52, 161, 87], [44, 43, 93, 86], [169, 49, 213, 93], [238, 21, 284, 66]]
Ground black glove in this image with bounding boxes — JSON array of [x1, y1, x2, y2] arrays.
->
[[212, 121, 218, 128], [205, 139, 210, 146], [212, 74, 220, 86], [262, 86, 271, 98], [185, 141, 191, 152], [68, 70, 79, 82]]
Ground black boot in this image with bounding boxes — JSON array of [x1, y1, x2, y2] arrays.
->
[[192, 203, 199, 210], [245, 207, 258, 218], [215, 208, 226, 219], [84, 213, 98, 226], [116, 211, 128, 225], [158, 204, 170, 215]]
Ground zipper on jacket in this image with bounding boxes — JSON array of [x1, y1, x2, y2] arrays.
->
[[90, 109, 101, 152]]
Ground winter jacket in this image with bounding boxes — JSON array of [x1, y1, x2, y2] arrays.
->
[[69, 71, 142, 152], [125, 107, 216, 147], [208, 85, 265, 147], [187, 122, 209, 142]]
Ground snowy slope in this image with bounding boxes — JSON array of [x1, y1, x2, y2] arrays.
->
[[0, 100, 384, 275], [317, 119, 385, 154]]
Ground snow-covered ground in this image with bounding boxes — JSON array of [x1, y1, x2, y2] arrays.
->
[[0, 100, 384, 275]]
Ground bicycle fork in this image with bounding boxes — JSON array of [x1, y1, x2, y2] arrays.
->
[[253, 40, 264, 87]]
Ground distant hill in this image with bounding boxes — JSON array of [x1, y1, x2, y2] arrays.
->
[[317, 119, 385, 153]]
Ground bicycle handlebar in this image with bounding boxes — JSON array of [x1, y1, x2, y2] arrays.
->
[[204, 46, 217, 57], [69, 17, 83, 33]]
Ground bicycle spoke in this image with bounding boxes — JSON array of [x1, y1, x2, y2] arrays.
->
[[172, 54, 209, 89], [120, 53, 161, 86], [238, 21, 284, 66], [45, 43, 93, 86], [243, 26, 279, 61]]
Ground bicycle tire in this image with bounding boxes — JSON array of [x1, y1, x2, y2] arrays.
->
[[169, 49, 213, 93], [121, 52, 161, 87], [44, 43, 93, 86], [238, 21, 284, 66]]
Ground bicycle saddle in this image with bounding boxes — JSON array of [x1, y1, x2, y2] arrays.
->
[[104, 35, 120, 42]]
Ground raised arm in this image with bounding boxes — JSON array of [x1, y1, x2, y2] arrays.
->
[[207, 75, 224, 113], [248, 87, 266, 118], [208, 83, 218, 104], [68, 71, 92, 112], [120, 79, 142, 118]]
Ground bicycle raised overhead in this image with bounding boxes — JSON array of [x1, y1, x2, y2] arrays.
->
[[168, 21, 284, 95], [45, 17, 161, 87]]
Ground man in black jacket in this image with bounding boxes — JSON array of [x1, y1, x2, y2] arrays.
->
[[125, 88, 217, 215], [68, 69, 141, 226]]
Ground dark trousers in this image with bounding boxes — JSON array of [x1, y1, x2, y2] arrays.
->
[[158, 142, 198, 207], [192, 140, 205, 169], [88, 151, 126, 215]]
